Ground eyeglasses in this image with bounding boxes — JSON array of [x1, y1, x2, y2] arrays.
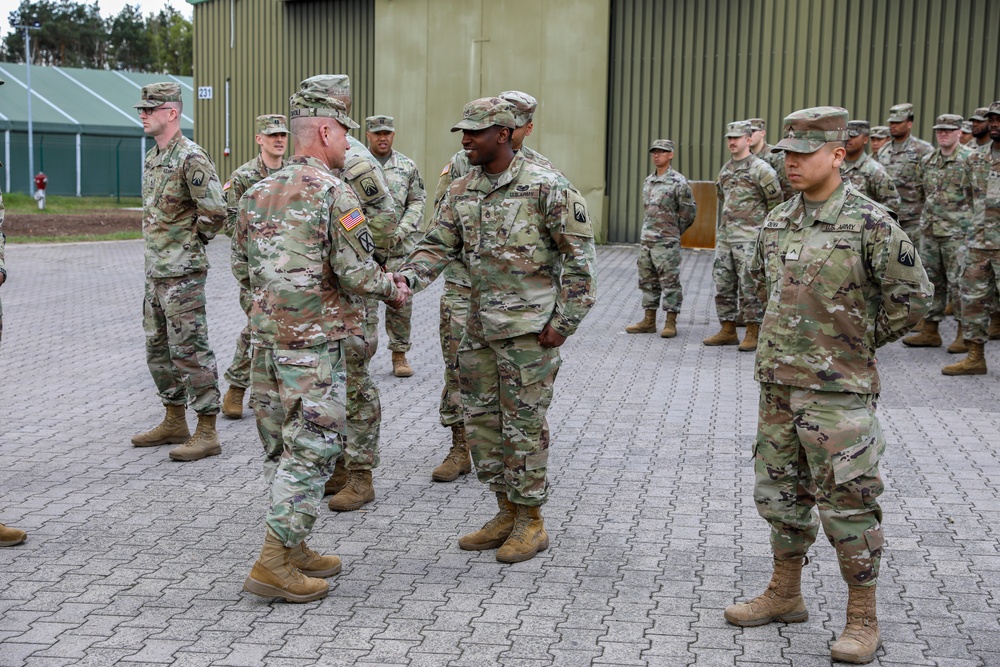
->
[[138, 107, 169, 117]]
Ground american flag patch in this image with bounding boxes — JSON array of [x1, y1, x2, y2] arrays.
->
[[222, 179, 231, 191], [339, 207, 365, 231]]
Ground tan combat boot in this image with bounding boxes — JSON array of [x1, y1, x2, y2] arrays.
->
[[289, 540, 342, 578], [902, 320, 942, 347], [944, 301, 954, 317], [221, 386, 246, 419], [131, 404, 190, 447], [947, 323, 967, 354], [724, 557, 809, 627], [990, 312, 1000, 340], [243, 531, 329, 602], [458, 492, 516, 550], [324, 458, 349, 496], [496, 504, 549, 563], [703, 321, 739, 346], [625, 309, 657, 334], [0, 523, 27, 547], [392, 351, 413, 377], [660, 312, 678, 338], [738, 322, 760, 352], [830, 585, 881, 664], [432, 424, 472, 482], [169, 414, 221, 461], [941, 342, 987, 376], [327, 469, 375, 511]]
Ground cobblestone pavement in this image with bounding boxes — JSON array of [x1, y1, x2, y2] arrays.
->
[[1, 240, 999, 667]]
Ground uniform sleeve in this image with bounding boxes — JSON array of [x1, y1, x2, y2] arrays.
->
[[545, 186, 598, 337], [185, 153, 227, 241], [677, 180, 697, 236], [759, 164, 784, 212], [344, 159, 399, 258], [400, 189, 463, 293], [328, 189, 399, 302], [749, 223, 768, 305], [398, 164, 426, 242], [870, 218, 933, 347], [230, 193, 251, 294], [876, 168, 902, 213], [224, 172, 247, 237]]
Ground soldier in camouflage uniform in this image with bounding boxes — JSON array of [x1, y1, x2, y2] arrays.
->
[[961, 120, 974, 146], [876, 103, 934, 248], [221, 114, 288, 420], [943, 101, 1000, 376], [233, 76, 407, 603], [840, 120, 901, 212], [400, 98, 597, 563], [706, 120, 782, 351], [624, 139, 697, 338], [904, 114, 973, 351], [726, 107, 931, 665], [969, 108, 1000, 342], [869, 126, 891, 154], [365, 115, 426, 378], [130, 83, 228, 463], [749, 118, 793, 200]]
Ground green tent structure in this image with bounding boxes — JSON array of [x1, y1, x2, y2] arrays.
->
[[0, 64, 194, 197]]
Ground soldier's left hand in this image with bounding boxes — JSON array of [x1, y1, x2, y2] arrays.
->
[[537, 324, 567, 348]]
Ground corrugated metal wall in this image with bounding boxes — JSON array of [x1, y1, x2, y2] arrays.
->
[[192, 0, 374, 174], [606, 0, 1000, 243]]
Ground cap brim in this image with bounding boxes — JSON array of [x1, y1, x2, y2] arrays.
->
[[451, 119, 493, 132], [725, 132, 749, 138], [337, 116, 360, 130], [932, 124, 960, 130], [368, 125, 393, 133], [772, 138, 824, 154], [987, 112, 1000, 119], [259, 127, 289, 135], [649, 147, 670, 153], [887, 114, 908, 123], [134, 100, 164, 109]]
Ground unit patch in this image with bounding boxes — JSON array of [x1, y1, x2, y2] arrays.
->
[[339, 208, 365, 231]]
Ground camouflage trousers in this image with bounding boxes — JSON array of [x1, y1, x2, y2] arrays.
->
[[438, 280, 471, 428], [637, 240, 683, 312], [921, 234, 965, 322], [754, 382, 885, 586], [381, 255, 413, 352], [251, 341, 345, 547], [342, 334, 381, 470], [959, 247, 1000, 344], [363, 299, 380, 359], [143, 273, 220, 415], [458, 332, 562, 506], [224, 285, 253, 389], [712, 238, 762, 323]]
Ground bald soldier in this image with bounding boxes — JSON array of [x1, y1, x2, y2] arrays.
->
[[840, 120, 901, 211]]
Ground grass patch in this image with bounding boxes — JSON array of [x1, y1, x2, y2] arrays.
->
[[2, 192, 143, 214], [7, 230, 143, 244]]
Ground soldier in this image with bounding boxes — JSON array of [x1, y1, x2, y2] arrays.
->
[[399, 97, 597, 563], [727, 107, 931, 665], [840, 120, 902, 211], [903, 114, 973, 351], [749, 118, 792, 200], [705, 120, 782, 351], [943, 101, 1000, 376], [869, 126, 891, 154], [221, 114, 288, 419], [130, 83, 227, 462], [961, 120, 975, 146], [970, 107, 991, 150], [234, 76, 408, 603], [365, 115, 426, 378], [624, 139, 697, 337], [876, 103, 934, 248]]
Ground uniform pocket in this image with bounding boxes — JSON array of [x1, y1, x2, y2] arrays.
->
[[300, 396, 343, 432], [832, 431, 883, 485], [803, 239, 860, 300], [163, 277, 207, 316]]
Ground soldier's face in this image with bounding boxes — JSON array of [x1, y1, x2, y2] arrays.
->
[[139, 105, 175, 138], [870, 136, 889, 152], [257, 132, 287, 160], [784, 144, 844, 196], [750, 129, 766, 150], [650, 150, 672, 169], [960, 132, 974, 145], [727, 135, 750, 157], [846, 133, 868, 155], [462, 127, 503, 166], [889, 119, 912, 139], [989, 116, 1000, 141], [972, 119, 989, 138], [325, 122, 350, 169], [935, 128, 961, 150], [367, 130, 393, 157]]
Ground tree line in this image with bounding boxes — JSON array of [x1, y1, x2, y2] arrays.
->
[[2, 1, 193, 75]]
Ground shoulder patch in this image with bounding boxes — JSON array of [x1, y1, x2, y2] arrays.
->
[[897, 239, 916, 267], [763, 180, 779, 197], [191, 170, 206, 187], [564, 190, 594, 237], [223, 179, 231, 192], [356, 228, 376, 255], [339, 208, 366, 231], [440, 163, 451, 177]]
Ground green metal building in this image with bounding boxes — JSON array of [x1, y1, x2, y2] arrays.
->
[[189, 0, 1000, 243]]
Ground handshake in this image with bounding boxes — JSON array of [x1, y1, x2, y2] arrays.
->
[[384, 272, 412, 310]]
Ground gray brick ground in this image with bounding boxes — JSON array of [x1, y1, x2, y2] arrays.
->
[[1, 240, 999, 666]]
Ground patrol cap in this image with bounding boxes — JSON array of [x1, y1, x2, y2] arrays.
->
[[962, 120, 973, 134], [498, 91, 537, 128], [255, 114, 288, 135], [932, 114, 963, 130], [451, 97, 517, 132], [970, 107, 990, 121], [847, 120, 870, 137], [366, 115, 394, 133], [725, 121, 753, 138], [887, 102, 914, 123], [134, 82, 182, 109], [288, 76, 360, 130], [870, 125, 891, 139], [649, 139, 674, 153], [986, 101, 1000, 118], [747, 118, 766, 131], [772, 106, 849, 154]]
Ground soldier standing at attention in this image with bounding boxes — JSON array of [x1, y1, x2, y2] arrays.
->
[[624, 139, 697, 338], [876, 103, 934, 249], [961, 120, 975, 146], [365, 115, 426, 378], [869, 126, 891, 154], [727, 107, 931, 664], [749, 118, 792, 200], [840, 120, 901, 212], [399, 98, 597, 563], [705, 120, 782, 351], [130, 83, 227, 462], [903, 114, 973, 351], [234, 76, 407, 603], [970, 107, 991, 150], [221, 114, 288, 419]]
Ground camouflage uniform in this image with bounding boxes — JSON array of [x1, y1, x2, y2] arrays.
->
[[750, 108, 932, 587], [876, 116, 934, 245], [141, 127, 227, 416], [840, 152, 902, 212], [958, 130, 1000, 345], [401, 141, 597, 507], [0, 188, 5, 345]]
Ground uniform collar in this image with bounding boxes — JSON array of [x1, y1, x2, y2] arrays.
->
[[467, 151, 525, 194], [780, 182, 849, 228]]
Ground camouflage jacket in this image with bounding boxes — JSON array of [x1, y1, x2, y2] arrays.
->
[[965, 146, 1000, 250], [716, 155, 783, 243], [917, 144, 973, 238], [142, 132, 226, 278], [876, 135, 934, 223], [231, 155, 398, 349], [332, 136, 400, 260], [840, 152, 902, 213], [224, 154, 285, 236], [756, 144, 794, 201], [401, 152, 597, 341], [640, 167, 697, 244], [381, 150, 426, 258], [751, 183, 932, 395]]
